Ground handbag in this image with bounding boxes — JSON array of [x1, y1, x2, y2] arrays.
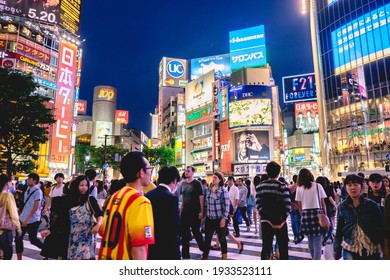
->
[[86, 197, 97, 227], [316, 183, 331, 231], [0, 198, 16, 231]]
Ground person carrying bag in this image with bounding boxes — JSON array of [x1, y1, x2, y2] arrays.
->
[[0, 174, 22, 260]]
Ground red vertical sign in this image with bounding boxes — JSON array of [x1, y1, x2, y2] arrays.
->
[[51, 41, 77, 165]]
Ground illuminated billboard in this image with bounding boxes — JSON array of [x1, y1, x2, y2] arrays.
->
[[59, 0, 82, 35], [159, 57, 188, 88], [115, 110, 129, 124], [185, 70, 215, 111], [234, 130, 270, 162], [283, 73, 316, 103], [51, 41, 77, 167], [77, 99, 87, 115], [294, 102, 319, 133], [0, 0, 82, 35], [229, 25, 267, 71], [228, 85, 272, 128], [190, 54, 231, 80], [331, 3, 390, 75]]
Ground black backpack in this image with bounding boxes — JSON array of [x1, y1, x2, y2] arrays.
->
[[14, 185, 27, 212]]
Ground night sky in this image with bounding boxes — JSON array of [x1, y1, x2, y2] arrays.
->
[[79, 0, 314, 136]]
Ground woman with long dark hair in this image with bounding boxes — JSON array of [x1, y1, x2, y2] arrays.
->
[[67, 175, 103, 259], [0, 174, 21, 259], [295, 168, 327, 260]]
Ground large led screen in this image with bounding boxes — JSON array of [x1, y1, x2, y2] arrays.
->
[[229, 25, 267, 71], [190, 54, 231, 80], [0, 0, 82, 35], [283, 73, 316, 103], [234, 130, 270, 162], [294, 102, 319, 133], [331, 3, 390, 75], [228, 85, 272, 128]]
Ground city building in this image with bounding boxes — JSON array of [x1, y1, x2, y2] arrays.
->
[[0, 1, 83, 179], [308, 0, 390, 178]]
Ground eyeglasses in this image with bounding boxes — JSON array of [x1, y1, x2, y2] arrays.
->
[[144, 166, 154, 172]]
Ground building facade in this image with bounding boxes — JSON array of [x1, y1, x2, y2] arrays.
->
[[312, 0, 390, 178]]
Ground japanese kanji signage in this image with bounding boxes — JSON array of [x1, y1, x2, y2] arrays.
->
[[51, 41, 77, 166]]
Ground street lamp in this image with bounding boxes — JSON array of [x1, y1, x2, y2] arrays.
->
[[85, 151, 91, 173]]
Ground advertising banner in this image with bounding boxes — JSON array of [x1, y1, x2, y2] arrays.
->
[[190, 54, 231, 80], [233, 164, 267, 176], [331, 3, 390, 74], [16, 41, 51, 64], [95, 121, 113, 147], [151, 114, 158, 139], [59, 0, 82, 35], [141, 132, 149, 146], [295, 102, 319, 133], [159, 57, 188, 88], [211, 82, 219, 119], [115, 110, 129, 124], [51, 41, 77, 166], [77, 99, 87, 115], [219, 87, 228, 120], [229, 25, 267, 71], [0, 0, 82, 35], [283, 73, 316, 103], [185, 70, 214, 111], [234, 130, 270, 162], [0, 0, 59, 24], [219, 121, 233, 172], [186, 105, 212, 127], [177, 93, 185, 126], [228, 85, 272, 128]]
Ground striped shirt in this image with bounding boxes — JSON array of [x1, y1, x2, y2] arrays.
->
[[98, 186, 155, 260], [256, 179, 291, 224], [205, 187, 230, 220]]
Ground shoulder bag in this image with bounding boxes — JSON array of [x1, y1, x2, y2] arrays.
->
[[0, 196, 16, 231], [86, 197, 97, 227], [316, 183, 330, 231]]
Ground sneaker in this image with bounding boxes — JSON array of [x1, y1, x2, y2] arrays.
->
[[246, 226, 250, 232], [210, 244, 220, 250], [233, 232, 240, 237]]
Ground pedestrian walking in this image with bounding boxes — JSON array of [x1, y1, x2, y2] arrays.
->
[[146, 166, 181, 260]]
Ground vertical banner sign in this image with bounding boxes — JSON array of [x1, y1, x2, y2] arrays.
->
[[212, 82, 220, 119], [51, 41, 77, 166]]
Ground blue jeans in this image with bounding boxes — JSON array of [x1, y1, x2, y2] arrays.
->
[[324, 214, 334, 242], [342, 249, 380, 260], [307, 235, 322, 260], [290, 210, 301, 241], [247, 205, 253, 224]]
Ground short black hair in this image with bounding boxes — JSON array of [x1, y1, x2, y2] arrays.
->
[[28, 173, 40, 183], [253, 175, 261, 186], [292, 174, 298, 183], [85, 169, 97, 181], [120, 151, 147, 183], [266, 161, 281, 178], [157, 166, 180, 185], [54, 173, 65, 180], [228, 176, 235, 182], [0, 174, 11, 188]]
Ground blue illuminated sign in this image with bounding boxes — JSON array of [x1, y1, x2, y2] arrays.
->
[[167, 60, 185, 78], [331, 3, 390, 74], [34, 78, 57, 90], [190, 54, 231, 80], [229, 25, 267, 71]]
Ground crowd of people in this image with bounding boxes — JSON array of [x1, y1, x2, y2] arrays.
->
[[1, 151, 390, 260]]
